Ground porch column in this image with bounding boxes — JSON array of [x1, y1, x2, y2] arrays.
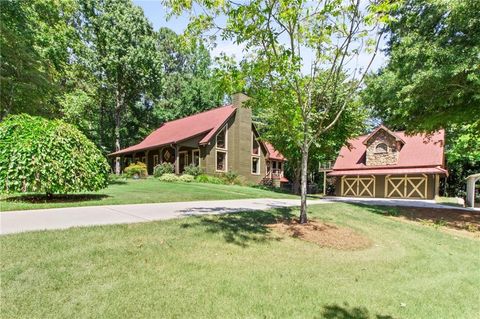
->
[[145, 150, 150, 174], [323, 172, 327, 196], [115, 157, 121, 175], [434, 174, 440, 197], [175, 145, 180, 174]]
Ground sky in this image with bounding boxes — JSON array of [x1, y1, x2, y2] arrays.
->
[[133, 0, 387, 73]]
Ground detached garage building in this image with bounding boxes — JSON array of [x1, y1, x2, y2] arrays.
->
[[328, 126, 447, 199]]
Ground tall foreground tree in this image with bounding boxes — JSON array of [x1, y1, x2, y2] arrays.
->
[[166, 0, 388, 222], [363, 0, 480, 197], [363, 0, 480, 131], [0, 0, 77, 120], [77, 0, 162, 173]]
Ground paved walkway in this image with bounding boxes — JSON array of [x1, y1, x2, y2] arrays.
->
[[2, 197, 473, 235], [1, 198, 325, 235]]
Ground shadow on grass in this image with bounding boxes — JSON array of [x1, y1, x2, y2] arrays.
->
[[322, 303, 396, 319], [347, 202, 480, 233], [181, 208, 296, 247], [108, 179, 128, 185], [3, 193, 110, 204]]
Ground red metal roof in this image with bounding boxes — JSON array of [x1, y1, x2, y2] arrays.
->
[[110, 105, 236, 156], [110, 105, 286, 161], [264, 142, 286, 161], [328, 167, 448, 176], [329, 128, 446, 176]]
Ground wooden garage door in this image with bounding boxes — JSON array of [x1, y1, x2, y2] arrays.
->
[[385, 174, 428, 199], [341, 175, 375, 197]]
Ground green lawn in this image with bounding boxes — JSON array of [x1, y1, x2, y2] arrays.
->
[[0, 178, 296, 211], [1, 203, 479, 318]]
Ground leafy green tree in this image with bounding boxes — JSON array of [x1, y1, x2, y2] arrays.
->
[[0, 114, 109, 196], [76, 0, 162, 173], [363, 0, 480, 198], [0, 0, 77, 120], [363, 0, 480, 132], [166, 0, 388, 223]]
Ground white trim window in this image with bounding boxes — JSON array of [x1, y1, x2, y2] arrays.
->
[[153, 155, 159, 166], [216, 125, 227, 150], [252, 132, 260, 155], [216, 151, 227, 172], [192, 149, 200, 166], [251, 156, 260, 175], [141, 156, 146, 163]]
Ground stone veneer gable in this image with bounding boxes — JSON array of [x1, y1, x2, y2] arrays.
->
[[365, 130, 399, 166]]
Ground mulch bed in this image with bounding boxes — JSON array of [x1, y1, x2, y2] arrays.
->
[[268, 219, 372, 250], [395, 207, 480, 235]]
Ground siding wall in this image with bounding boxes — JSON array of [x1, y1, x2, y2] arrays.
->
[[201, 106, 267, 184]]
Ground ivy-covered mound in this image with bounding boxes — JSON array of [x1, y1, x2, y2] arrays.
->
[[0, 114, 110, 195]]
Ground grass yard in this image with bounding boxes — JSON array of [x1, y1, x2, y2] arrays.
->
[[0, 178, 296, 212], [1, 203, 479, 318]]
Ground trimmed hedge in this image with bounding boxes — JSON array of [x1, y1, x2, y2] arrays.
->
[[0, 114, 109, 195]]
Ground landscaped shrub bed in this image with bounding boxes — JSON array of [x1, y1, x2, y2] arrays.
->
[[124, 162, 147, 179], [153, 162, 174, 177]]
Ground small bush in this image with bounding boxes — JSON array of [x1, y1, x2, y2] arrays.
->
[[158, 173, 179, 182], [222, 171, 239, 184], [124, 162, 147, 179], [195, 174, 225, 184], [183, 164, 203, 177], [154, 162, 174, 177], [179, 174, 195, 182]]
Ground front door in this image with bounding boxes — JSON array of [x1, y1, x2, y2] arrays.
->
[[179, 152, 188, 173]]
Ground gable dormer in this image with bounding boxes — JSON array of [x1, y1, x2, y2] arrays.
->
[[363, 126, 405, 166]]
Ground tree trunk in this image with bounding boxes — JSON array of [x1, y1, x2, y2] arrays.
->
[[114, 87, 123, 175], [292, 166, 301, 195], [299, 145, 309, 224]]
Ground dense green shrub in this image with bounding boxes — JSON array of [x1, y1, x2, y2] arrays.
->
[[154, 162, 174, 177], [158, 173, 179, 182], [179, 174, 195, 182], [124, 162, 147, 178], [183, 164, 203, 177], [0, 114, 109, 195], [195, 174, 225, 184], [220, 171, 239, 184]]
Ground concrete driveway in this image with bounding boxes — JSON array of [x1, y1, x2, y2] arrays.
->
[[1, 198, 325, 235]]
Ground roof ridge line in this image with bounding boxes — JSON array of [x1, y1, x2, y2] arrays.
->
[[160, 104, 234, 126]]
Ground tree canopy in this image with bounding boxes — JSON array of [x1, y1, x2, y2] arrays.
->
[[0, 0, 228, 156], [165, 0, 388, 222], [363, 0, 480, 132]]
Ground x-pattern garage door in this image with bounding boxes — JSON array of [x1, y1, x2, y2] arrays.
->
[[385, 174, 428, 199], [341, 175, 375, 197]]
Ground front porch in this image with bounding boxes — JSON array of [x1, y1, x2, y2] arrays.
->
[[114, 144, 201, 175]]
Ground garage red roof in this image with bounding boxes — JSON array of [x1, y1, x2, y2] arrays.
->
[[328, 167, 448, 176], [110, 105, 236, 156], [328, 128, 446, 176]]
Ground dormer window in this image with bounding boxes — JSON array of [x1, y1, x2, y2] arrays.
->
[[375, 143, 388, 153]]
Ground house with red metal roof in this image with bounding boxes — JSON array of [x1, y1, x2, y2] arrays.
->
[[327, 125, 447, 199], [110, 93, 287, 185]]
